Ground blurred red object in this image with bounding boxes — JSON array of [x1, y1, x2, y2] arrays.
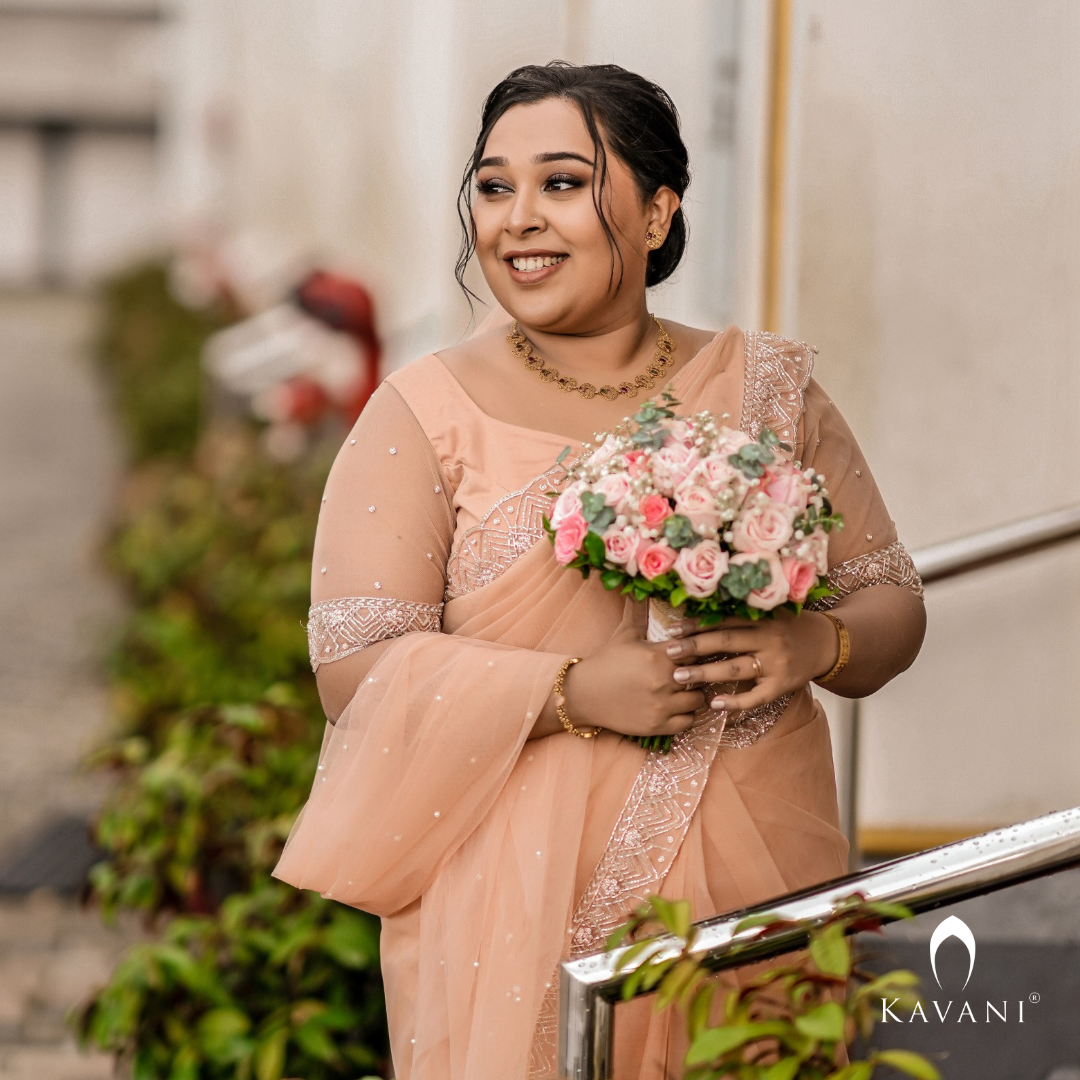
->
[[294, 271, 381, 423]]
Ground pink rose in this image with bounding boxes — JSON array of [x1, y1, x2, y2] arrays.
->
[[590, 434, 621, 466], [662, 418, 694, 446], [639, 494, 673, 529], [595, 472, 633, 513], [549, 481, 584, 527], [603, 527, 639, 575], [781, 556, 817, 604], [674, 483, 722, 534], [717, 428, 753, 454], [623, 449, 647, 477], [638, 541, 678, 581], [652, 443, 700, 494], [553, 512, 588, 565], [731, 550, 789, 610], [675, 540, 729, 599], [698, 454, 744, 492], [764, 466, 811, 511], [730, 501, 795, 553]]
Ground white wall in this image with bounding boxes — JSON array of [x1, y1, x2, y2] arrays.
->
[[791, 0, 1080, 832], [162, 0, 763, 366]]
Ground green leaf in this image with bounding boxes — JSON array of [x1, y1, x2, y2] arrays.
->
[[556, 446, 570, 465], [874, 1049, 942, 1080], [810, 923, 851, 977], [794, 1001, 846, 1042], [323, 912, 379, 968], [583, 531, 606, 566], [760, 1058, 802, 1080], [601, 569, 626, 590], [686, 1024, 760, 1064], [826, 1063, 873, 1080], [254, 1028, 288, 1080]]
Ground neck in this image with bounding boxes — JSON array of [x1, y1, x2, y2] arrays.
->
[[516, 306, 658, 377]]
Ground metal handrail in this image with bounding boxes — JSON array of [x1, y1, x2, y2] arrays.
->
[[559, 805, 1080, 1079], [912, 503, 1080, 584], [558, 504, 1080, 1079]]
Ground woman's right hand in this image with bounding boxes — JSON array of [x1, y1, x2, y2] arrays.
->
[[529, 623, 705, 741]]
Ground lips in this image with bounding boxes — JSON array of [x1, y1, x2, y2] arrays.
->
[[504, 250, 569, 284]]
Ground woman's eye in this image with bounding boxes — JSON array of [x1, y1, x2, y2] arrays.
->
[[545, 173, 583, 191], [476, 178, 511, 196]]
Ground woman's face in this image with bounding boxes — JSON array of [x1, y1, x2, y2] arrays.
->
[[471, 97, 677, 334]]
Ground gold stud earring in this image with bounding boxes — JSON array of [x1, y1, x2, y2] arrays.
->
[[645, 229, 664, 250]]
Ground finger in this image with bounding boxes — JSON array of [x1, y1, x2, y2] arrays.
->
[[665, 628, 761, 662], [709, 685, 778, 713], [673, 655, 762, 688], [667, 689, 706, 714], [663, 712, 699, 734]]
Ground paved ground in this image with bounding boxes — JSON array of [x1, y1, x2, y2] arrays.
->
[[0, 293, 138, 1077]]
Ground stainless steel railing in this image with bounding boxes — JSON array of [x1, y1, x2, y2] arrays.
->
[[558, 805, 1080, 1079], [837, 502, 1080, 863], [558, 503, 1080, 1079]]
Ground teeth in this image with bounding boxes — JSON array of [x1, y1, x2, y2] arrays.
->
[[511, 255, 567, 271]]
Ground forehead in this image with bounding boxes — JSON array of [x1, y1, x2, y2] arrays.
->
[[481, 97, 595, 161]]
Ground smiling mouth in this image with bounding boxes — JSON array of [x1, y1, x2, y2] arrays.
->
[[507, 254, 568, 272]]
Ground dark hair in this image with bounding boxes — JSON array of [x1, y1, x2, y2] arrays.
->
[[455, 60, 691, 305]]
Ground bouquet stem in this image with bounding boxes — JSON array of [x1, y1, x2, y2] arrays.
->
[[629, 599, 684, 754]]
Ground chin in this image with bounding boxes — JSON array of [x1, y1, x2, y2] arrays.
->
[[491, 289, 591, 333]]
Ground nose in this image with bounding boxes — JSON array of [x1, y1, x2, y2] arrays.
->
[[505, 188, 543, 237]]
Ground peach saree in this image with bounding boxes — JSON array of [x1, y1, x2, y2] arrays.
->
[[273, 327, 924, 1080]]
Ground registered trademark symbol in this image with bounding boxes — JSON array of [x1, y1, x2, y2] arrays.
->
[[1030, 992, 1041, 1003]]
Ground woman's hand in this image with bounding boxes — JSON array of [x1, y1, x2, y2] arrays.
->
[[529, 623, 705, 741], [664, 610, 840, 713]]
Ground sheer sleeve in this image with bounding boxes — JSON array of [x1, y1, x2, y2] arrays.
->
[[306, 381, 454, 685], [797, 378, 925, 606]]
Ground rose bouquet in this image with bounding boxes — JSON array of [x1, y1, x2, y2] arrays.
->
[[544, 393, 842, 749]]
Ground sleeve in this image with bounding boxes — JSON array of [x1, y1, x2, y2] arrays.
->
[[305, 380, 454, 676], [798, 377, 925, 607], [275, 378, 571, 917]]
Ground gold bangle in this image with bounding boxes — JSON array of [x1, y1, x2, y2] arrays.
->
[[815, 612, 850, 684], [552, 658, 603, 739]]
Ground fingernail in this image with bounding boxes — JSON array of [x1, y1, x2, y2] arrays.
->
[[711, 698, 727, 711], [666, 642, 685, 658], [673, 668, 692, 683], [667, 624, 685, 638]]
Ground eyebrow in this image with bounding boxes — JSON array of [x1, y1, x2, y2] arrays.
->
[[476, 151, 595, 169]]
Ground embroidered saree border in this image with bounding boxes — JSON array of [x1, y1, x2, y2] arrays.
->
[[306, 596, 443, 672]]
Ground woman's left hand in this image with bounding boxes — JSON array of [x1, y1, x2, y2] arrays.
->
[[663, 610, 840, 713]]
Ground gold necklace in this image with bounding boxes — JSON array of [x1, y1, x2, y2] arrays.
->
[[506, 315, 676, 401]]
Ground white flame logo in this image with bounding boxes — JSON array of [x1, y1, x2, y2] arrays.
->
[[929, 915, 976, 990]]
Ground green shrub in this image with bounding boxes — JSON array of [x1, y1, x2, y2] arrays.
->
[[76, 265, 389, 1079]]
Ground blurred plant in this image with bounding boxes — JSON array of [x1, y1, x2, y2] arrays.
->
[[609, 894, 942, 1080], [75, 264, 390, 1078]]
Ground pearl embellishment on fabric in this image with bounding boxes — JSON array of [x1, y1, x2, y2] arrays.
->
[[389, 447, 397, 454], [320, 567, 326, 574], [434, 484, 441, 493], [350, 438, 356, 445], [374, 582, 382, 589], [855, 469, 862, 477], [368, 505, 376, 513], [433, 811, 440, 817], [866, 533, 873, 541]]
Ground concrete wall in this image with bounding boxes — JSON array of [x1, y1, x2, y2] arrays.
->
[[791, 0, 1080, 833]]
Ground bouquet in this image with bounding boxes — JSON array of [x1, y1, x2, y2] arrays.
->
[[544, 394, 842, 749]]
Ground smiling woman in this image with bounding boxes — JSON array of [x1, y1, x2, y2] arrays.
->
[[272, 61, 927, 1080]]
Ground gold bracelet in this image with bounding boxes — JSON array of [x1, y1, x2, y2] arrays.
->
[[552, 658, 603, 739], [815, 612, 851, 684]]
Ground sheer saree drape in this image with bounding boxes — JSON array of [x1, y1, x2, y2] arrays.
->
[[273, 327, 923, 1080]]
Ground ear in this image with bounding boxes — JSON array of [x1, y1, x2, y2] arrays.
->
[[646, 186, 681, 236]]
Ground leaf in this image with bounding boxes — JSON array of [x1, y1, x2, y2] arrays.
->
[[794, 1001, 846, 1042], [810, 923, 851, 977], [826, 1064, 873, 1080], [760, 1059, 803, 1080], [686, 1024, 761, 1065], [254, 1028, 288, 1080], [556, 446, 571, 465], [323, 912, 379, 968], [601, 569, 626, 591], [874, 1049, 942, 1080], [583, 531, 606, 566]]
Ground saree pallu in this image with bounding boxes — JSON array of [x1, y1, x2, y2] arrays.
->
[[274, 326, 924, 1079]]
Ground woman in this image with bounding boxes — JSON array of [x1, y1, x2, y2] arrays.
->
[[274, 62, 926, 1080]]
